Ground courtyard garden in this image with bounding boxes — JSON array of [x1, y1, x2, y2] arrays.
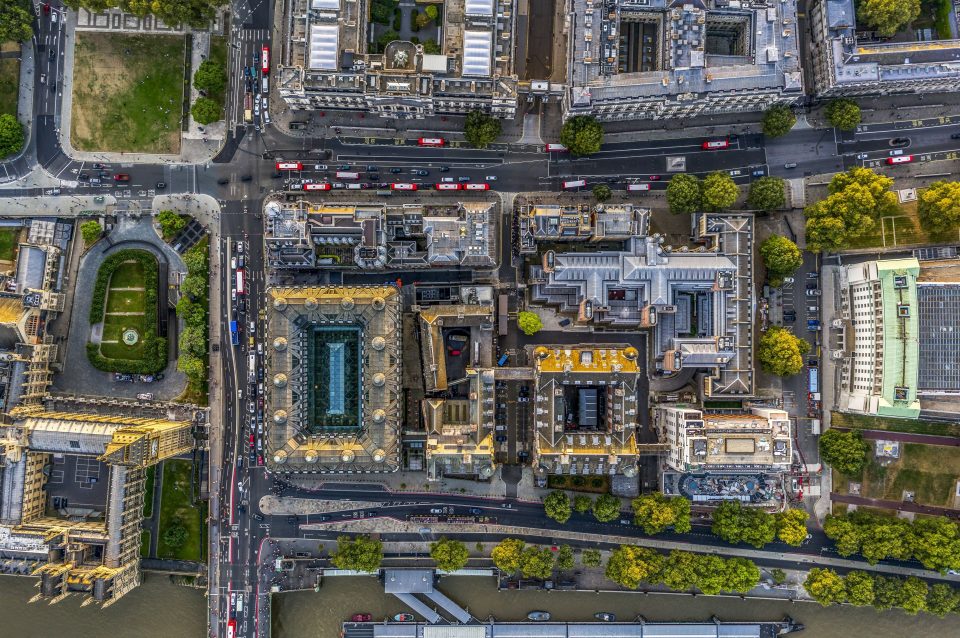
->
[[86, 249, 167, 374], [156, 459, 206, 561]]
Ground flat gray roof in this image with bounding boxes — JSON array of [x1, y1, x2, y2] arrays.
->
[[917, 284, 960, 392]]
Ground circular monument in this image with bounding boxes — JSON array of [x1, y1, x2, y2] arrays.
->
[[122, 329, 140, 346]]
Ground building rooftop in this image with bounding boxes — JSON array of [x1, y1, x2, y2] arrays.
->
[[264, 286, 402, 473], [917, 283, 960, 394]]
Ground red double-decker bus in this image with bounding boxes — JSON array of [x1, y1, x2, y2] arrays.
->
[[261, 46, 270, 74], [417, 137, 445, 147], [276, 161, 302, 171], [391, 183, 418, 191], [304, 182, 331, 191]]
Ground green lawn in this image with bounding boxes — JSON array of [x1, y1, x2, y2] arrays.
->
[[0, 50, 19, 118], [71, 32, 186, 153], [156, 459, 204, 561], [0, 228, 18, 262], [140, 530, 151, 558], [831, 411, 960, 437], [99, 259, 150, 361], [846, 202, 932, 250], [208, 35, 228, 106], [838, 443, 960, 507], [143, 465, 155, 518]]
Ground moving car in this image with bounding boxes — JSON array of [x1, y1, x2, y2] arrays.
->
[[113, 174, 130, 182], [887, 155, 913, 165]]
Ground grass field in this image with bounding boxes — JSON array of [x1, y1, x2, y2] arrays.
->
[[0, 228, 19, 262], [140, 530, 151, 558], [71, 33, 186, 153], [208, 35, 228, 106], [831, 411, 960, 437], [99, 259, 150, 361], [156, 459, 204, 561], [835, 443, 960, 507], [143, 465, 155, 518], [0, 44, 20, 118], [846, 201, 932, 250]]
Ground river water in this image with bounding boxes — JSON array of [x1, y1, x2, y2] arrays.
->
[[2, 573, 959, 638]]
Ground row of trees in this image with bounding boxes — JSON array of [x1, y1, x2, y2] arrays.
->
[[63, 0, 227, 29], [0, 0, 33, 44], [823, 510, 960, 573], [191, 58, 228, 126], [606, 547, 760, 594], [667, 174, 785, 214], [543, 491, 622, 524], [175, 238, 209, 394], [805, 568, 960, 617], [711, 501, 810, 547]]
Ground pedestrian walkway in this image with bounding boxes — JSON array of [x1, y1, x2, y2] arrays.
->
[[831, 493, 960, 519], [830, 427, 960, 446]]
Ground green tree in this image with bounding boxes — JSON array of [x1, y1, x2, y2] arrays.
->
[[666, 174, 701, 214], [162, 520, 187, 550], [722, 557, 761, 593], [823, 514, 864, 556], [592, 493, 621, 523], [711, 501, 776, 548], [559, 115, 604, 157], [604, 545, 663, 589], [491, 538, 525, 573], [191, 97, 222, 125], [157, 210, 187, 240], [911, 516, 960, 573], [331, 535, 383, 572], [178, 325, 207, 358], [926, 583, 960, 617], [543, 491, 572, 524], [0, 113, 24, 158], [519, 546, 555, 579], [769, 568, 786, 585], [757, 326, 810, 376], [415, 10, 433, 29], [555, 545, 575, 571], [775, 508, 810, 546], [180, 274, 206, 301], [517, 310, 543, 336], [824, 98, 862, 131], [631, 492, 691, 535], [80, 220, 102, 246], [700, 171, 739, 212], [859, 515, 913, 564], [581, 548, 602, 567], [804, 568, 846, 606], [573, 495, 592, 514], [423, 39, 441, 54], [872, 574, 905, 611], [818, 429, 869, 476], [858, 0, 920, 37], [425, 4, 439, 19], [759, 235, 803, 286], [177, 353, 205, 383], [430, 537, 469, 571], [695, 554, 729, 595], [843, 570, 876, 606], [918, 180, 960, 236], [193, 59, 226, 94], [183, 244, 208, 274], [91, 0, 226, 28], [0, 0, 33, 43], [592, 183, 612, 202], [900, 576, 929, 615], [660, 550, 698, 591], [747, 176, 787, 211], [761, 105, 796, 138], [463, 110, 501, 149]]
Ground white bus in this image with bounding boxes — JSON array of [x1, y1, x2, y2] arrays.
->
[[335, 171, 360, 180], [627, 183, 651, 191], [561, 179, 586, 190]]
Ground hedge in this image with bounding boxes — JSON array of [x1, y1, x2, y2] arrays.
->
[[87, 249, 167, 374]]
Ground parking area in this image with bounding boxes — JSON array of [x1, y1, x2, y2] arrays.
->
[[495, 379, 532, 466], [46, 454, 110, 514]]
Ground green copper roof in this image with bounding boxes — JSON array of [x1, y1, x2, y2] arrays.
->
[[876, 258, 920, 419]]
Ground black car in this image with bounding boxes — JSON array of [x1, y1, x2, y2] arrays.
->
[[439, 166, 450, 172], [77, 173, 90, 181], [241, 174, 252, 182], [93, 163, 105, 169], [469, 508, 482, 515], [286, 516, 296, 524], [390, 167, 403, 174], [495, 434, 507, 442], [366, 165, 378, 172], [952, 133, 960, 139], [890, 137, 910, 147], [318, 514, 331, 522], [48, 48, 55, 60], [217, 177, 229, 185], [155, 181, 166, 189]]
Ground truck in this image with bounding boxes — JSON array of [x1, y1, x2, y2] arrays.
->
[[243, 93, 253, 123], [808, 367, 819, 395], [236, 270, 245, 295], [248, 354, 256, 382], [230, 320, 240, 346]]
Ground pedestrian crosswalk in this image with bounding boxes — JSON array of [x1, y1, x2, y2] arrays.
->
[[238, 29, 268, 41]]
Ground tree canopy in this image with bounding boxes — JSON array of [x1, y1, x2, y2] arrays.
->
[[517, 311, 543, 336], [710, 500, 776, 548], [757, 326, 810, 376], [761, 105, 796, 138], [330, 535, 383, 572], [804, 568, 846, 606], [592, 493, 622, 523], [559, 116, 604, 156], [0, 114, 25, 159], [463, 110, 502, 149], [805, 167, 897, 252], [491, 538, 525, 573], [543, 491, 572, 524], [555, 545, 575, 570], [824, 98, 862, 131], [818, 429, 869, 476], [775, 508, 810, 546], [80, 220, 103, 246], [193, 59, 226, 94], [631, 492, 691, 535], [666, 174, 701, 214], [592, 183, 612, 202], [747, 176, 786, 211], [605, 545, 664, 589], [191, 97, 222, 125], [573, 495, 593, 513], [66, 0, 227, 28], [519, 546, 555, 579], [430, 537, 469, 571], [581, 548, 602, 567], [0, 0, 33, 43], [918, 180, 960, 237], [843, 570, 876, 606], [857, 0, 920, 37], [759, 235, 803, 286], [701, 171, 739, 212], [157, 210, 187, 240]]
